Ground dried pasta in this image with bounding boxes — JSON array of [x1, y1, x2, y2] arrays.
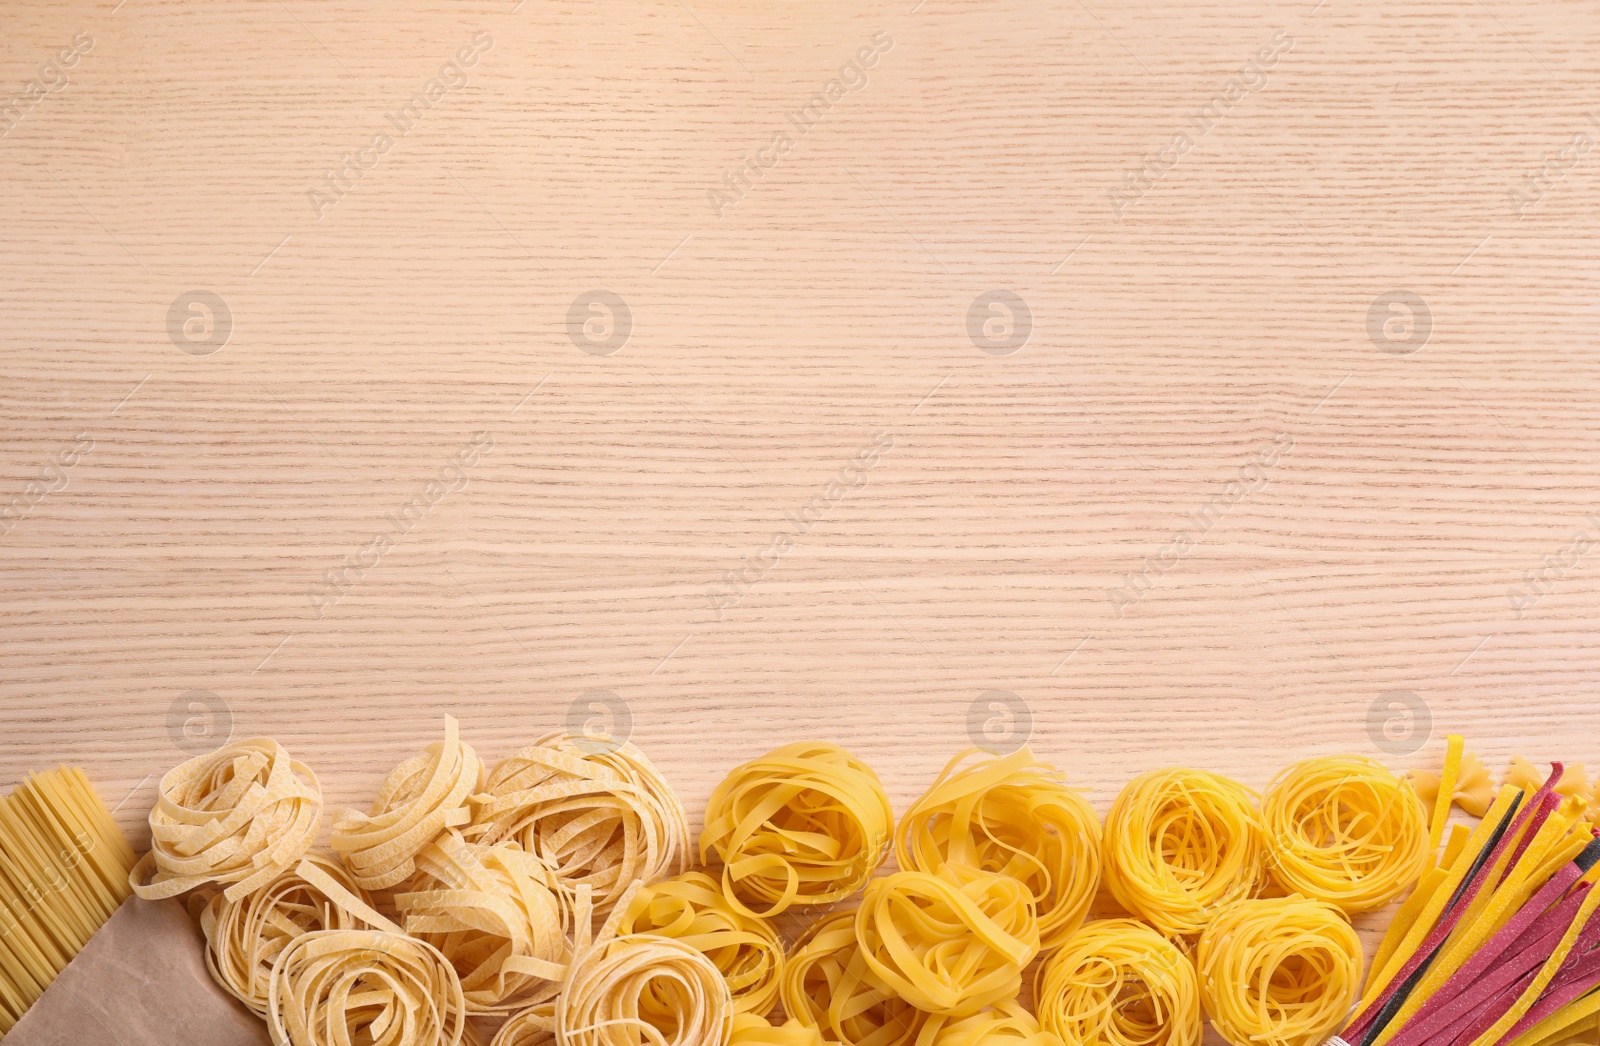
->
[[267, 927, 468, 1046], [917, 1001, 1065, 1046], [467, 732, 688, 916], [701, 742, 892, 917], [614, 870, 783, 1015], [731, 1013, 829, 1046], [199, 853, 368, 1017], [895, 747, 1101, 949], [1195, 897, 1361, 1046], [130, 738, 322, 902], [558, 932, 732, 1046], [491, 1005, 555, 1046], [332, 715, 483, 891], [1407, 750, 1494, 820], [1262, 755, 1428, 914], [782, 909, 929, 1046], [1035, 918, 1200, 1046], [854, 865, 1039, 1017], [0, 767, 136, 1039], [395, 830, 571, 1014], [1102, 768, 1266, 938]]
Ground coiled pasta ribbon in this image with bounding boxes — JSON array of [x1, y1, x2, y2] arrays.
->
[[701, 742, 893, 917], [917, 1001, 1065, 1046], [896, 747, 1101, 950], [395, 830, 571, 1014], [1035, 919, 1200, 1046], [332, 715, 484, 890], [614, 870, 783, 1015], [267, 928, 468, 1046], [1194, 896, 1362, 1046], [855, 865, 1039, 1017], [558, 932, 732, 1046], [130, 737, 322, 902], [1103, 768, 1266, 938], [492, 1005, 555, 1046], [467, 732, 688, 915], [199, 853, 368, 1017], [781, 909, 929, 1046], [1262, 755, 1428, 914], [731, 1013, 829, 1046]]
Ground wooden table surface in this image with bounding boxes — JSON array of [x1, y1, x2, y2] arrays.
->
[[2, 0, 1598, 977]]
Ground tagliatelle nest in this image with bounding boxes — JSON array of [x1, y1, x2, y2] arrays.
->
[[491, 1004, 556, 1046], [1035, 919, 1201, 1046], [558, 932, 733, 1046], [331, 715, 484, 890], [394, 830, 572, 1014], [466, 732, 689, 916], [130, 737, 322, 902], [781, 909, 930, 1046], [921, 1001, 1066, 1046], [731, 1013, 829, 1046]]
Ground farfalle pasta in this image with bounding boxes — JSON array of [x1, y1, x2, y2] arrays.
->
[[1263, 755, 1428, 913], [467, 732, 688, 915], [130, 738, 322, 902], [614, 870, 783, 1015], [395, 830, 571, 1014], [1102, 768, 1266, 938], [782, 909, 929, 1046], [855, 865, 1039, 1017], [331, 715, 483, 890], [701, 742, 893, 917], [895, 746, 1100, 949], [1036, 919, 1200, 1046]]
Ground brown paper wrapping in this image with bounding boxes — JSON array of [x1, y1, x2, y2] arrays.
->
[[4, 895, 270, 1046]]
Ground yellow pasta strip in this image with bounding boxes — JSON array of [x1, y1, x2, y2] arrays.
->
[[466, 731, 688, 917], [895, 746, 1101, 949], [915, 1000, 1065, 1046], [1462, 884, 1600, 1046], [782, 909, 929, 1046], [1196, 897, 1363, 1046], [1369, 863, 1447, 983], [129, 738, 322, 903], [731, 1013, 829, 1046], [853, 864, 1039, 1017], [1102, 768, 1267, 938], [615, 870, 782, 1015], [700, 742, 892, 918], [1429, 735, 1464, 864], [1503, 997, 1600, 1046], [1263, 756, 1429, 914], [1035, 918, 1200, 1046]]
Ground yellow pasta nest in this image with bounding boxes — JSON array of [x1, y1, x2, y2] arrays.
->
[[199, 853, 368, 1017], [558, 932, 733, 1046], [782, 909, 930, 1046], [700, 741, 893, 917], [467, 731, 688, 915], [492, 1005, 555, 1046], [921, 1001, 1066, 1046], [1035, 919, 1200, 1046], [1102, 768, 1266, 938], [896, 746, 1101, 949], [1195, 897, 1362, 1046], [615, 870, 783, 1015], [331, 715, 484, 890], [267, 928, 468, 1046], [1262, 755, 1427, 914], [855, 865, 1039, 1017], [394, 830, 572, 1014], [731, 1013, 829, 1046], [130, 737, 322, 902]]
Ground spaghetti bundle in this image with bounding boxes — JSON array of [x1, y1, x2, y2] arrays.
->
[[920, 1001, 1065, 1046], [467, 732, 688, 915], [782, 909, 929, 1046], [731, 1013, 829, 1046], [332, 715, 483, 890], [0, 767, 136, 1039], [701, 742, 893, 917], [614, 870, 783, 1015], [1195, 897, 1362, 1046], [1102, 768, 1266, 938], [266, 928, 468, 1046], [1263, 756, 1428, 914], [394, 830, 571, 1014], [557, 932, 733, 1046], [199, 853, 368, 1017], [1035, 918, 1200, 1046], [130, 738, 322, 902], [854, 865, 1039, 1017], [895, 747, 1101, 949]]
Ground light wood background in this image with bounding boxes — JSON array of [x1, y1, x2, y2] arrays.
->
[[2, 0, 1599, 1010]]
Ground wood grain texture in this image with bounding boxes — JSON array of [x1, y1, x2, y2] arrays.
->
[[2, 0, 1598, 1024]]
